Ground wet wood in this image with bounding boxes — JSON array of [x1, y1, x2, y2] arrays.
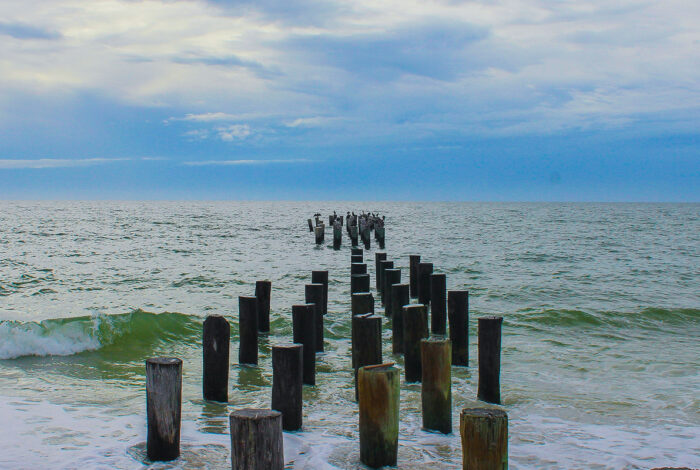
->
[[352, 314, 383, 400], [375, 252, 387, 291], [448, 290, 469, 366], [358, 363, 400, 468], [379, 260, 394, 305], [430, 273, 447, 335], [390, 283, 409, 354], [383, 268, 401, 317], [351, 254, 363, 264], [478, 316, 503, 404], [271, 344, 303, 431], [333, 225, 342, 249], [292, 304, 316, 385], [351, 262, 367, 275], [314, 225, 324, 244], [239, 296, 258, 365], [460, 407, 508, 470], [351, 273, 370, 295], [229, 408, 283, 470], [307, 219, 314, 232], [255, 280, 272, 333], [402, 304, 429, 382], [418, 262, 434, 306], [203, 315, 230, 402], [146, 357, 182, 461], [409, 254, 421, 298], [421, 337, 452, 433], [311, 270, 329, 317], [305, 283, 325, 352]]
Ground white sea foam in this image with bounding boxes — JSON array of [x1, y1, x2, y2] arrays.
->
[[0, 319, 102, 360]]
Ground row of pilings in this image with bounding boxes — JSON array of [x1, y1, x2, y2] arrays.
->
[[144, 245, 506, 469], [309, 212, 385, 249]]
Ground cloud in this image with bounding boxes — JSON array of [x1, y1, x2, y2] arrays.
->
[[0, 21, 60, 40], [0, 158, 129, 169], [285, 116, 339, 128], [169, 113, 243, 123], [215, 124, 251, 141], [172, 54, 280, 79], [182, 158, 312, 166]]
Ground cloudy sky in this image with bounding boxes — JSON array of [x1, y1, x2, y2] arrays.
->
[[0, 0, 698, 200]]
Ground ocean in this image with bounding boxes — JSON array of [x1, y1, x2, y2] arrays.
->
[[0, 201, 698, 469]]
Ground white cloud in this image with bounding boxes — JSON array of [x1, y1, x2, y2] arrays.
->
[[182, 159, 312, 166], [0, 158, 129, 169], [285, 116, 339, 128], [215, 124, 251, 141]]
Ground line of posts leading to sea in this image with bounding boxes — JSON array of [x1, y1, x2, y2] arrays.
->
[[144, 214, 506, 469], [309, 211, 386, 249]]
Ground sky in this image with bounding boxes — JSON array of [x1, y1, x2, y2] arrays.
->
[[0, 0, 698, 200]]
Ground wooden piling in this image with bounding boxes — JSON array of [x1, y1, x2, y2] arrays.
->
[[363, 227, 371, 249], [402, 304, 428, 382], [430, 273, 447, 335], [421, 337, 452, 433], [271, 344, 303, 431], [292, 304, 316, 385], [375, 253, 387, 291], [350, 226, 359, 246], [203, 315, 230, 402], [460, 408, 508, 470], [351, 262, 367, 275], [376, 226, 385, 249], [311, 270, 329, 317], [448, 290, 469, 366], [255, 280, 272, 333], [358, 363, 400, 468], [229, 409, 283, 470], [307, 219, 314, 232], [378, 260, 394, 304], [351, 254, 363, 264], [305, 283, 325, 352], [390, 284, 409, 354], [314, 225, 324, 244], [352, 247, 364, 257], [478, 316, 503, 404], [352, 314, 382, 400], [239, 296, 258, 365], [351, 292, 375, 315], [383, 268, 401, 317], [333, 225, 342, 249], [417, 262, 433, 306], [409, 255, 421, 298], [351, 273, 370, 295], [146, 357, 182, 461]]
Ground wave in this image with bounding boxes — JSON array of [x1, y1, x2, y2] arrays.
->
[[0, 310, 202, 360], [514, 307, 699, 331]]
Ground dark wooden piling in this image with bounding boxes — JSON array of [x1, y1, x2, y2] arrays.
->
[[305, 283, 325, 352], [409, 255, 421, 298], [402, 304, 428, 382], [351, 273, 370, 295], [333, 225, 342, 249], [352, 247, 364, 257], [229, 409, 283, 470], [363, 227, 371, 249], [351, 254, 363, 264], [417, 262, 433, 306], [460, 408, 508, 470], [448, 290, 469, 366], [375, 253, 387, 291], [378, 260, 394, 304], [421, 337, 452, 433], [314, 225, 324, 244], [311, 270, 329, 317], [307, 219, 314, 232], [255, 280, 272, 333], [203, 315, 230, 402], [478, 316, 503, 404], [376, 227, 385, 249], [430, 273, 447, 335], [352, 314, 382, 400], [239, 296, 258, 365], [390, 284, 409, 354], [271, 344, 303, 431], [383, 268, 401, 317], [292, 304, 316, 385], [358, 363, 400, 468], [350, 226, 359, 246], [351, 292, 375, 315], [351, 262, 367, 275], [146, 357, 182, 461]]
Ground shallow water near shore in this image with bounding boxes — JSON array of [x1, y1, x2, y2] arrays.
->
[[1, 201, 698, 469]]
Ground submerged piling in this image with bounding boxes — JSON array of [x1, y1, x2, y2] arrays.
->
[[421, 337, 452, 433], [271, 344, 303, 431], [239, 296, 258, 365], [146, 357, 182, 461], [352, 313, 382, 400], [403, 304, 429, 382], [390, 283, 409, 354], [460, 408, 508, 470], [358, 363, 400, 468], [409, 255, 421, 298], [305, 283, 325, 352], [255, 280, 272, 333], [292, 304, 316, 385], [430, 273, 447, 335], [229, 409, 283, 470], [448, 290, 469, 366], [417, 262, 433, 306], [203, 315, 230, 402], [478, 316, 503, 404]]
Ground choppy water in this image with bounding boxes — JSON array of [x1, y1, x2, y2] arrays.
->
[[0, 201, 698, 469]]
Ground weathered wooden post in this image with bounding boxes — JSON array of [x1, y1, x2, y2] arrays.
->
[[421, 337, 452, 433], [358, 363, 400, 468], [352, 247, 363, 257], [351, 273, 370, 295], [229, 409, 283, 470], [417, 262, 433, 306], [351, 262, 367, 275], [352, 313, 382, 400], [376, 226, 385, 249], [333, 225, 342, 249], [351, 254, 363, 264], [390, 284, 409, 354], [402, 304, 428, 382], [146, 357, 182, 461], [460, 408, 508, 470], [478, 316, 503, 404], [375, 252, 387, 291], [255, 280, 272, 333], [430, 273, 447, 335], [383, 268, 401, 317], [409, 255, 421, 298], [350, 226, 359, 246], [314, 225, 324, 244], [311, 270, 328, 317], [271, 344, 303, 431], [351, 292, 375, 315], [363, 227, 371, 249], [305, 283, 325, 352], [307, 219, 314, 232], [239, 296, 258, 365], [448, 290, 469, 366], [203, 315, 230, 402], [329, 215, 334, 225], [378, 260, 394, 304], [292, 304, 316, 385]]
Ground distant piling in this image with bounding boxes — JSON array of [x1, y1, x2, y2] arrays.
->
[[375, 253, 387, 291], [229, 409, 283, 470], [379, 260, 394, 305], [358, 363, 400, 468], [363, 228, 371, 249], [307, 219, 314, 232], [383, 268, 401, 317], [417, 262, 433, 306], [460, 408, 508, 470], [305, 284, 325, 352], [314, 225, 324, 245], [239, 296, 258, 365], [255, 281, 272, 333], [203, 315, 230, 402], [351, 273, 370, 295], [376, 227, 385, 249], [146, 357, 182, 461], [421, 337, 452, 433], [333, 225, 342, 249], [403, 304, 429, 382], [430, 274, 447, 335], [311, 270, 329, 317], [351, 254, 363, 264], [271, 344, 303, 431], [448, 291, 469, 366], [352, 247, 363, 257], [351, 262, 367, 275], [390, 284, 409, 354], [409, 255, 421, 298], [352, 314, 382, 400], [350, 226, 359, 246], [292, 304, 316, 385], [477, 316, 503, 404]]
